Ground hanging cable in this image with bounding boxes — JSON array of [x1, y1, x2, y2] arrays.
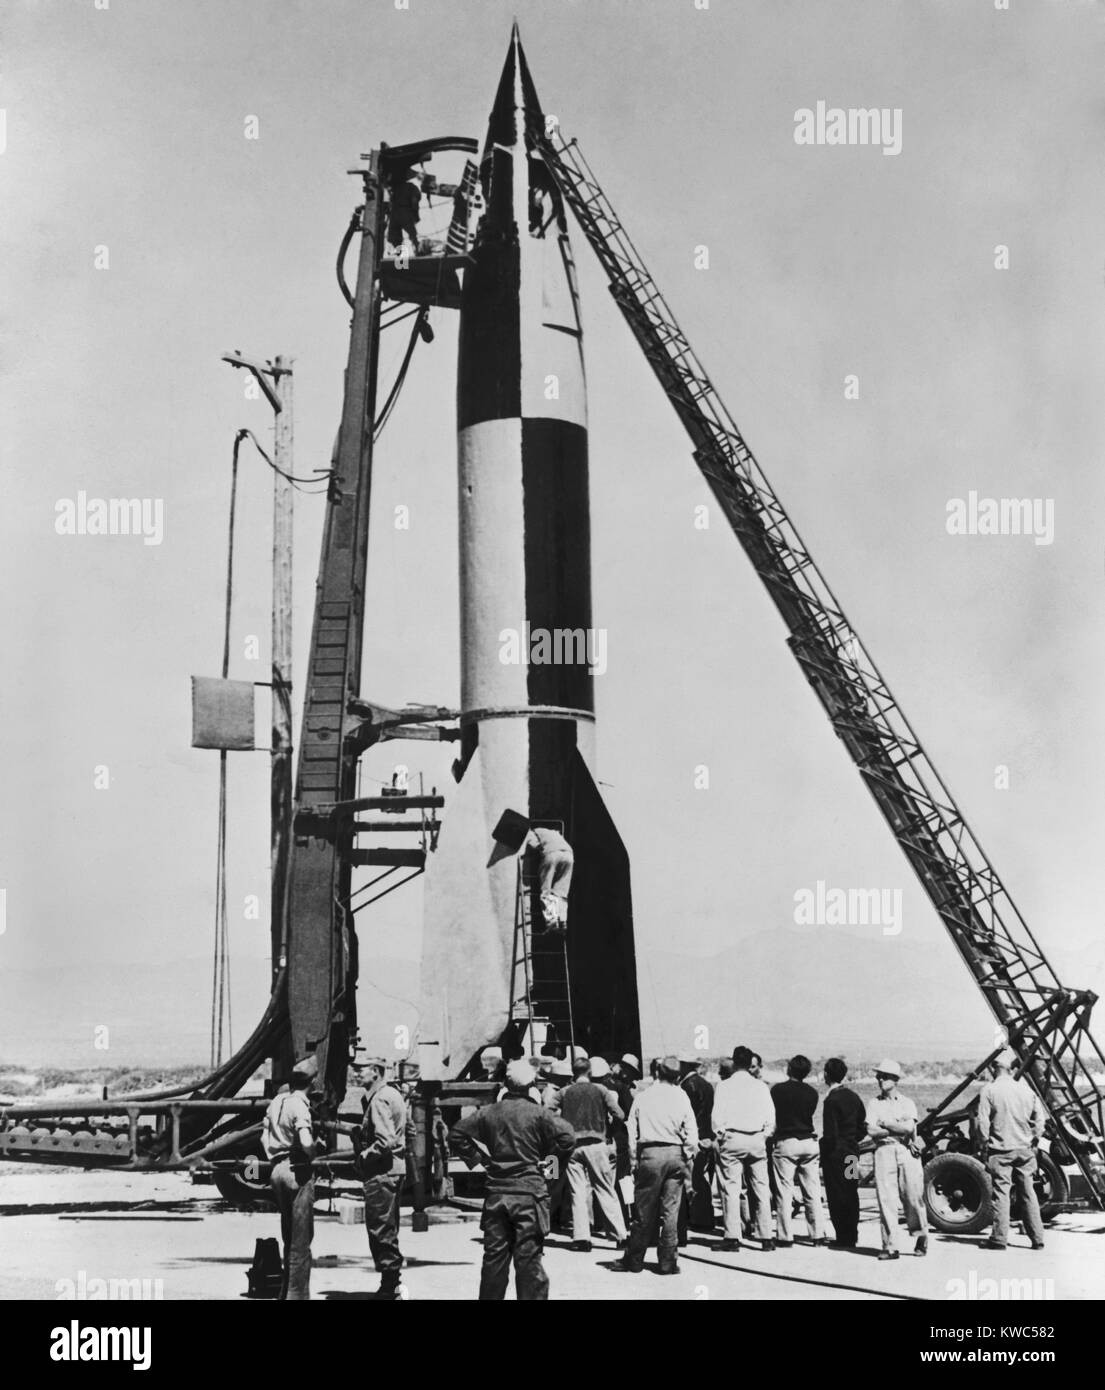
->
[[336, 206, 360, 309], [208, 424, 328, 1068], [237, 428, 331, 493], [374, 306, 430, 440]]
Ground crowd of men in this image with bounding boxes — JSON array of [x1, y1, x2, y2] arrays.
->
[[260, 1044, 1047, 1300]]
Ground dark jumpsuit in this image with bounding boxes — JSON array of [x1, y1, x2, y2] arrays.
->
[[450, 1096, 576, 1300]]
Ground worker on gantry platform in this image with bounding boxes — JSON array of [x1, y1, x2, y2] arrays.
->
[[388, 166, 424, 252]]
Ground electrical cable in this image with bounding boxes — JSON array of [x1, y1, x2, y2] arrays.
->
[[237, 428, 331, 493], [373, 306, 429, 440], [336, 207, 360, 309]]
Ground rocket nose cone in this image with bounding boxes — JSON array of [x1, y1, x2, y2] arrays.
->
[[487, 21, 544, 150]]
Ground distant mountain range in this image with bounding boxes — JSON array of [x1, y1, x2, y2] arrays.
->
[[3, 928, 1101, 1070]]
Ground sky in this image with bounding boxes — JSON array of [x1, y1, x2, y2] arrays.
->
[[1, 0, 1103, 1063]]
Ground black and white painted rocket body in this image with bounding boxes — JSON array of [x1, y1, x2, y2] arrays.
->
[[420, 28, 640, 1075]]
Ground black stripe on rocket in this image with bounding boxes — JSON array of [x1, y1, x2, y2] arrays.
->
[[523, 418, 593, 821]]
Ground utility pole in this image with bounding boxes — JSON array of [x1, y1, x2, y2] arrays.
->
[[220, 350, 295, 992]]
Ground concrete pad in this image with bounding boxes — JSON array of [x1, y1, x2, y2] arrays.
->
[[1, 1170, 1101, 1301]]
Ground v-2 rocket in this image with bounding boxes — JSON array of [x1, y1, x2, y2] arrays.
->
[[420, 26, 641, 1076]]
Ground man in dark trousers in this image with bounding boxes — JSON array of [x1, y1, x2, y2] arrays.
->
[[977, 1049, 1047, 1251], [820, 1057, 866, 1249], [261, 1055, 317, 1301], [678, 1053, 716, 1240], [607, 1054, 640, 1227], [388, 167, 423, 251], [450, 1060, 575, 1300], [617, 1056, 699, 1275], [359, 1058, 408, 1300]]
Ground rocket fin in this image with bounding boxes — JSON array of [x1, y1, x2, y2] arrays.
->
[[563, 751, 641, 1061], [420, 747, 516, 1074]]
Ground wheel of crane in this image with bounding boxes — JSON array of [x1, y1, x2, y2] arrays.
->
[[213, 1166, 276, 1208], [924, 1152, 993, 1234]]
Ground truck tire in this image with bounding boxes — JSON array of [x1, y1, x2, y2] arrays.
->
[[1019, 1149, 1067, 1222], [214, 1168, 275, 1208], [924, 1152, 993, 1234]]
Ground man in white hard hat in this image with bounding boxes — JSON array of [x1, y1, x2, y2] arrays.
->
[[449, 1060, 575, 1300], [541, 1056, 575, 1229], [866, 1059, 928, 1259], [478, 1046, 505, 1084], [977, 1049, 1047, 1251]]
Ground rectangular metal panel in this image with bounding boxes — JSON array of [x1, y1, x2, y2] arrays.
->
[[191, 676, 255, 751]]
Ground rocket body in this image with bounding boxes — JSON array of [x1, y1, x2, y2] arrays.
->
[[421, 29, 640, 1075], [457, 31, 594, 821]]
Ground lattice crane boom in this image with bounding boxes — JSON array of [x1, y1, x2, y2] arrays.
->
[[537, 131, 1105, 1202]]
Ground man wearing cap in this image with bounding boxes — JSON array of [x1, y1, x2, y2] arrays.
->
[[867, 1059, 928, 1258], [614, 1053, 642, 1087], [977, 1049, 1047, 1251], [541, 1056, 575, 1230], [617, 1055, 699, 1275], [607, 1056, 638, 1209], [478, 1046, 505, 1084], [450, 1060, 576, 1300], [712, 1045, 776, 1252], [542, 1055, 574, 1103], [358, 1058, 408, 1300], [553, 1057, 627, 1251], [678, 1053, 716, 1239], [261, 1056, 318, 1300]]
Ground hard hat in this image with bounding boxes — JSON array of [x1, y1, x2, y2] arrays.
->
[[619, 1053, 641, 1076], [504, 1060, 537, 1090], [875, 1058, 902, 1079], [550, 1059, 573, 1079], [536, 1054, 559, 1073], [589, 1057, 611, 1079], [658, 1055, 682, 1080], [479, 1046, 504, 1063], [362, 1056, 388, 1072], [569, 1046, 589, 1061], [678, 1051, 702, 1067]]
